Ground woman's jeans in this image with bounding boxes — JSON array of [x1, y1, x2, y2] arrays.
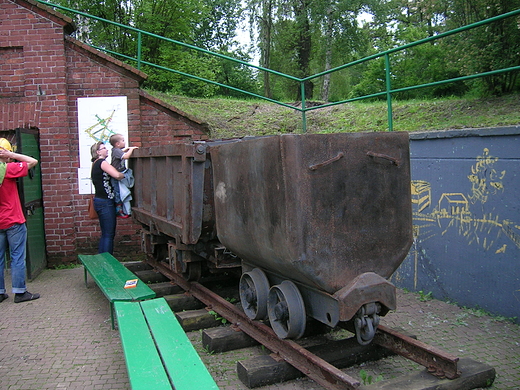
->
[[0, 223, 28, 294], [94, 197, 116, 254]]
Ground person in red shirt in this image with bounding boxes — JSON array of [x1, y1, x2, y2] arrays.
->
[[0, 138, 40, 303]]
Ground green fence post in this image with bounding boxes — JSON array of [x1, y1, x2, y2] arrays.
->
[[385, 54, 393, 132], [137, 32, 142, 70], [301, 81, 307, 133]]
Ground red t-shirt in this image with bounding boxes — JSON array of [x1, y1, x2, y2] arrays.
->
[[0, 161, 28, 230]]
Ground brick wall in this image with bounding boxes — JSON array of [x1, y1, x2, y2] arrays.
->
[[1, 0, 209, 266]]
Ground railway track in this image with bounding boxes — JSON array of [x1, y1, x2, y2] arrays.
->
[[141, 259, 494, 390]]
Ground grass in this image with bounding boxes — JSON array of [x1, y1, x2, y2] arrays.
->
[[147, 91, 520, 139], [417, 290, 433, 302], [463, 306, 518, 323]]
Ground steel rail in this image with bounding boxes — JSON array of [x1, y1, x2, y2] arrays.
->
[[150, 258, 462, 388], [374, 325, 460, 379], [148, 258, 361, 390]]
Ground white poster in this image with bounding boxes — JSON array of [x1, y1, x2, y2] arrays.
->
[[77, 96, 128, 194]]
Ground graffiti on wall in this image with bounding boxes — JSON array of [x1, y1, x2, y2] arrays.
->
[[408, 148, 520, 288], [83, 111, 117, 142]]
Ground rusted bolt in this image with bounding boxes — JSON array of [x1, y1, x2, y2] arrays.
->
[[196, 144, 206, 154]]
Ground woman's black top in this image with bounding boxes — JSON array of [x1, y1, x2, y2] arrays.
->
[[91, 159, 114, 199]]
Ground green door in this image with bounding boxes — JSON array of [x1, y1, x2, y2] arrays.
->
[[16, 129, 46, 280]]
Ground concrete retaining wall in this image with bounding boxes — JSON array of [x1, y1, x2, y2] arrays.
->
[[393, 126, 520, 322]]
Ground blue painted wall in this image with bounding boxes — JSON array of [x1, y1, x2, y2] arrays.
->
[[392, 126, 520, 322]]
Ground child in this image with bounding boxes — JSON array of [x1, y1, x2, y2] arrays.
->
[[109, 134, 138, 218]]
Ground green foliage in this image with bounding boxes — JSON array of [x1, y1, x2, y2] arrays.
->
[[192, 0, 243, 51], [463, 306, 518, 323], [349, 57, 386, 100], [446, 0, 520, 96], [208, 310, 228, 325], [418, 290, 433, 302], [143, 51, 221, 96], [214, 50, 261, 97], [48, 0, 520, 99], [359, 369, 383, 385], [201, 345, 215, 355]]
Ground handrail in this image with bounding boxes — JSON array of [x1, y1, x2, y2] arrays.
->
[[97, 45, 300, 110], [36, 0, 520, 132], [305, 9, 520, 82]]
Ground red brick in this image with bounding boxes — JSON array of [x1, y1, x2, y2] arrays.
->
[[0, 0, 209, 264]]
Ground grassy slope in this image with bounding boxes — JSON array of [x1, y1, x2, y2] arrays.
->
[[148, 91, 520, 139]]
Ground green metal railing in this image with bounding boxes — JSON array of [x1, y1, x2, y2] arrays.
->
[[36, 1, 520, 132], [303, 9, 520, 131]]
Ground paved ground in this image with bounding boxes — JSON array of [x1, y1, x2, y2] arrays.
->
[[1, 266, 519, 390]]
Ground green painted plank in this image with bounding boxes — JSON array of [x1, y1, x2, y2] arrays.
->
[[79, 254, 132, 301], [78, 254, 155, 302], [114, 301, 172, 390], [141, 298, 219, 390]]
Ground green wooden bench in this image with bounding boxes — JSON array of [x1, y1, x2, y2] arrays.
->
[[115, 298, 219, 390], [78, 253, 156, 329]]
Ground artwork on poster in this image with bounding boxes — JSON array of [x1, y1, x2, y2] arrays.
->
[[77, 96, 128, 194]]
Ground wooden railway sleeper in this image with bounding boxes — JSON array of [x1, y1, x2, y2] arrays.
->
[[148, 258, 461, 388], [149, 258, 361, 390]]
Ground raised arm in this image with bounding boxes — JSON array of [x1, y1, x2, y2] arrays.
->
[[0, 147, 38, 169], [122, 146, 139, 160]]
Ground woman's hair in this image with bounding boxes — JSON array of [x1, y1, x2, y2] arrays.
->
[[90, 141, 104, 162]]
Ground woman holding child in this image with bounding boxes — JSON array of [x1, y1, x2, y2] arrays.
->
[[90, 141, 124, 254]]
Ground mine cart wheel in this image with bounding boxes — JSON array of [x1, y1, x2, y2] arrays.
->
[[184, 261, 202, 281], [267, 281, 306, 339], [239, 268, 270, 320]]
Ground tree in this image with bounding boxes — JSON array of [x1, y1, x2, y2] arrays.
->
[[46, 0, 520, 99], [51, 0, 255, 97], [313, 0, 377, 101], [292, 0, 313, 100], [192, 0, 243, 51], [350, 0, 471, 99], [446, 0, 520, 95], [247, 0, 276, 98]]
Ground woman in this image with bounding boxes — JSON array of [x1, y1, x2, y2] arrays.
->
[[90, 141, 124, 254]]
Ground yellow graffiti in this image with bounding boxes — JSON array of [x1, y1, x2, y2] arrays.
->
[[411, 180, 431, 213], [411, 148, 520, 254], [83, 111, 117, 143], [468, 148, 506, 204], [495, 244, 507, 254]]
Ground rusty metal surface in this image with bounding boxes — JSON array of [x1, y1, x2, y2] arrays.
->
[[149, 258, 362, 390], [333, 272, 396, 321], [374, 324, 460, 379], [130, 143, 210, 245], [210, 132, 413, 294]]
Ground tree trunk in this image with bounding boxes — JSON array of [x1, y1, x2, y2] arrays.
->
[[321, 6, 334, 102], [259, 0, 273, 99], [294, 0, 313, 101]]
